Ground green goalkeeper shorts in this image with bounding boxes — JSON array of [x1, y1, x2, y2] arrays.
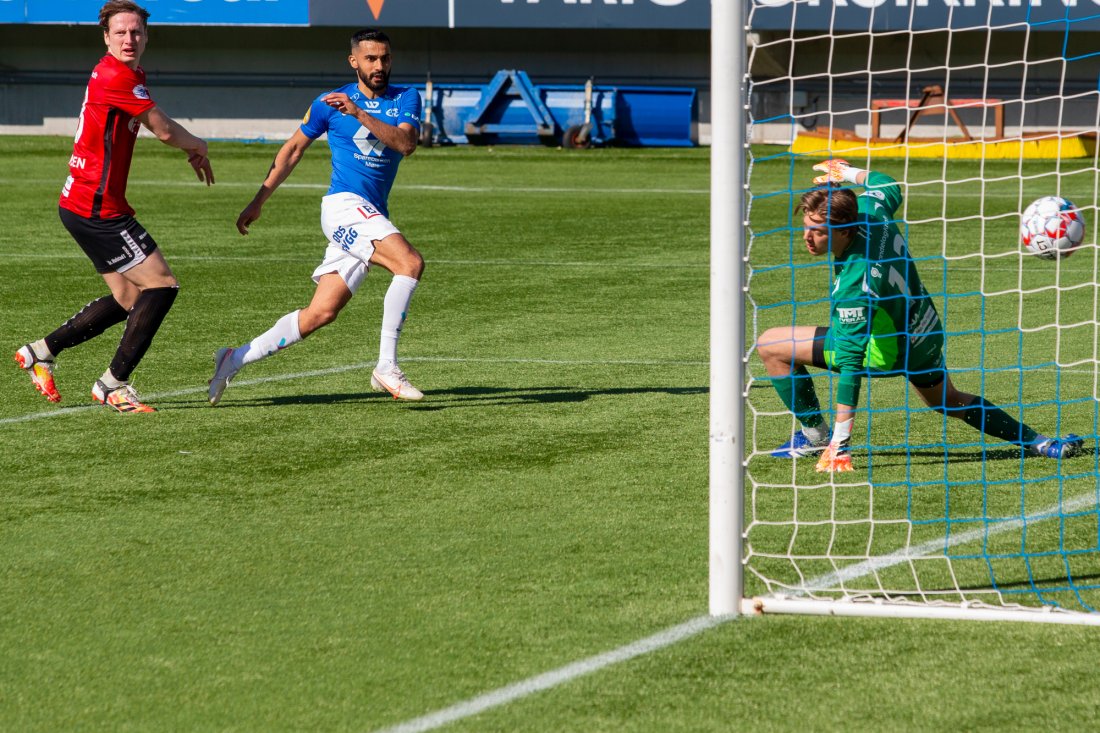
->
[[811, 326, 947, 389]]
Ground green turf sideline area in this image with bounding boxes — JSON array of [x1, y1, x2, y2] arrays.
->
[[3, 137, 1100, 731]]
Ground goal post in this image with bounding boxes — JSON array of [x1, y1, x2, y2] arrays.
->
[[711, 1, 1100, 624], [709, 0, 748, 617]]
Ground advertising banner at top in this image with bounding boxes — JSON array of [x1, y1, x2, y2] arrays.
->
[[307, 0, 709, 29], [1, 0, 309, 25], [4, 0, 1097, 30], [750, 2, 1100, 32]]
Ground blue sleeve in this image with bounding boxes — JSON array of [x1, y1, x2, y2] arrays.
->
[[397, 88, 422, 130], [299, 96, 331, 140]]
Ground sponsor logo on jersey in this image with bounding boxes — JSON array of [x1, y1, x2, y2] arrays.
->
[[302, 107, 312, 124], [352, 126, 387, 156], [837, 306, 866, 324], [364, 99, 381, 110], [61, 175, 74, 198], [385, 108, 399, 117], [69, 155, 86, 170], [863, 190, 885, 201], [128, 117, 140, 134], [132, 84, 150, 100]]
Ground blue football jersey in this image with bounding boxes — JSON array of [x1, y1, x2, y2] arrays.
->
[[300, 82, 421, 218]]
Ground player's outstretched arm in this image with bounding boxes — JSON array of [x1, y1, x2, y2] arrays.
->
[[138, 106, 214, 185], [812, 159, 868, 186], [322, 92, 418, 157], [236, 129, 315, 235]]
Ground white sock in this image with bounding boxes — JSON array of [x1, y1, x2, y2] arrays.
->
[[378, 275, 418, 370], [803, 423, 830, 443], [99, 369, 125, 389], [30, 339, 54, 361], [234, 310, 302, 369]]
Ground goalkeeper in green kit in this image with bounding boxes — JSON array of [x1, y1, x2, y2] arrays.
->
[[758, 159, 1084, 472]]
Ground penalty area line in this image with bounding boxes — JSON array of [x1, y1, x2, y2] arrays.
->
[[370, 614, 733, 733]]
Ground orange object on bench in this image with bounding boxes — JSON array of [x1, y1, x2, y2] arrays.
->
[[870, 85, 1004, 142]]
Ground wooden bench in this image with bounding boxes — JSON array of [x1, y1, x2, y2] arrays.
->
[[870, 85, 1004, 142]]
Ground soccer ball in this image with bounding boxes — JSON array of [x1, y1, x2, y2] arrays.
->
[[1020, 195, 1086, 260]]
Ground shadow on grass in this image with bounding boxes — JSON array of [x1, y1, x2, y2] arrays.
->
[[866, 443, 1100, 467], [166, 385, 708, 410], [951, 571, 1100, 593]]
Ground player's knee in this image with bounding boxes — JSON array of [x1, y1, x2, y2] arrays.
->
[[756, 329, 787, 364], [301, 307, 339, 334], [404, 249, 424, 279]]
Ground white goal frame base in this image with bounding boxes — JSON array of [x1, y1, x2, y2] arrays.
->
[[744, 597, 1100, 626]]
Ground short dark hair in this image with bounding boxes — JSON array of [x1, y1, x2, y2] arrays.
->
[[798, 187, 859, 235], [350, 28, 391, 50], [99, 1, 149, 31]]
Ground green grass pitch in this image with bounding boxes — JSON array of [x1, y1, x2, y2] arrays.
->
[[2, 137, 1100, 731]]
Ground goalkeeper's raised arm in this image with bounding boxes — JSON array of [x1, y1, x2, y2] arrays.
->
[[753, 160, 1084, 473]]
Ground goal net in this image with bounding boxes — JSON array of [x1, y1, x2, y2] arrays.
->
[[739, 2, 1100, 622]]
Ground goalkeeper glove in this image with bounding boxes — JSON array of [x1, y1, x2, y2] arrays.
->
[[815, 418, 854, 473], [812, 159, 865, 186]]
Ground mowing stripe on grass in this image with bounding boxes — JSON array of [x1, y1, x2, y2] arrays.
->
[[372, 488, 1098, 733], [0, 355, 708, 426]]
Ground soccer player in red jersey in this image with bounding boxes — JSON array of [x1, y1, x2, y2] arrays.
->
[[13, 0, 214, 413]]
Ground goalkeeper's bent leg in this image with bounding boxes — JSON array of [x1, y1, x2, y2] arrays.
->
[[774, 365, 826, 429]]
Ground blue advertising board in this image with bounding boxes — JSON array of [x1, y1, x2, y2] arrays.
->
[[12, 0, 309, 25], [0, 0, 22, 23]]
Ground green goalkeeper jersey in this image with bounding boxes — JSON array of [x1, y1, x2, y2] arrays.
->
[[826, 170, 944, 408]]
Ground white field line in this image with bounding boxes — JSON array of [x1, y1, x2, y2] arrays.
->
[[3, 176, 1078, 200], [790, 489, 1100, 595], [0, 178, 708, 195], [371, 614, 733, 733], [371, 485, 1100, 733], [0, 251, 707, 269], [0, 250, 1075, 275], [0, 355, 706, 426]]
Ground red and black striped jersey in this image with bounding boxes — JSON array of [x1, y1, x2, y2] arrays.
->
[[60, 54, 156, 219]]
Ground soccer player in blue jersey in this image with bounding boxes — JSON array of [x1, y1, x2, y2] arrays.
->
[[758, 159, 1084, 472], [209, 28, 425, 404]]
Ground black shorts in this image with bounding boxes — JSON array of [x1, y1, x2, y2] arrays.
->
[[59, 206, 158, 274]]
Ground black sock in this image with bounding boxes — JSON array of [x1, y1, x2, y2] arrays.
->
[[43, 295, 128, 357], [108, 286, 178, 382], [960, 397, 1039, 446]]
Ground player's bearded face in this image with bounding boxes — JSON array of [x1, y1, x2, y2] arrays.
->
[[351, 41, 392, 93]]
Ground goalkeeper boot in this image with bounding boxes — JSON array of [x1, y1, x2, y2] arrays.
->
[[1028, 434, 1085, 459], [92, 380, 156, 413], [371, 364, 423, 401], [14, 344, 61, 403], [771, 429, 830, 458], [208, 347, 238, 406]]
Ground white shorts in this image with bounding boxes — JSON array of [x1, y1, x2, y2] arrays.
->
[[311, 192, 401, 294]]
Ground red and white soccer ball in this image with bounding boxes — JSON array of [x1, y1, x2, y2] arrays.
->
[[1020, 195, 1086, 260]]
